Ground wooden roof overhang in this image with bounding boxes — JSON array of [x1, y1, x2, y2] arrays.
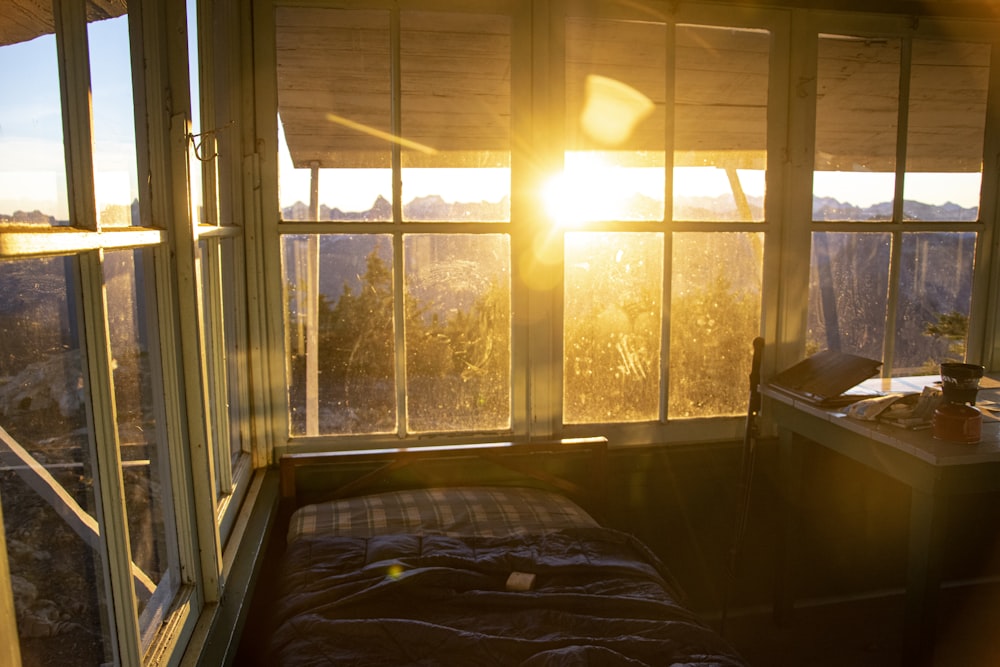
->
[[0, 0, 126, 48], [274, 5, 989, 174]]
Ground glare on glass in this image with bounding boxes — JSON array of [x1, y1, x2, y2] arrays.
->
[[563, 17, 665, 222], [564, 232, 663, 424], [669, 232, 764, 418], [807, 232, 891, 361], [281, 234, 397, 435], [404, 234, 511, 432], [893, 232, 976, 374], [103, 249, 178, 649]]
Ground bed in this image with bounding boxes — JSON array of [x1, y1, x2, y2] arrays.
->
[[265, 438, 749, 666]]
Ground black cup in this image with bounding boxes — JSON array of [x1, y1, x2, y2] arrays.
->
[[940, 362, 984, 404]]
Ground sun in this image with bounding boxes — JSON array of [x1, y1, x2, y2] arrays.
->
[[543, 152, 663, 227]]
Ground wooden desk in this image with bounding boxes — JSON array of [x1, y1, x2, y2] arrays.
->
[[763, 376, 1000, 666]]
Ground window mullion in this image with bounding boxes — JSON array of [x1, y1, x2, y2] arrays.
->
[[974, 38, 1000, 369], [882, 37, 913, 375], [54, 0, 98, 232], [775, 11, 819, 372], [79, 249, 143, 666], [391, 8, 408, 437], [661, 20, 676, 422]]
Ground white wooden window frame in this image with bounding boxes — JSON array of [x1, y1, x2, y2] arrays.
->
[[187, 0, 257, 549]]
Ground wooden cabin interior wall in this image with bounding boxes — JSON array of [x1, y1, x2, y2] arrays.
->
[[3, 0, 1000, 665]]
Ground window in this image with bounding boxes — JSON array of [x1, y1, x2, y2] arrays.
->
[[0, 3, 208, 664], [275, 5, 514, 438], [269, 3, 776, 445], [188, 0, 254, 545], [559, 11, 769, 427], [808, 29, 989, 375]]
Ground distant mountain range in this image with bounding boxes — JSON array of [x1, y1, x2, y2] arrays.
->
[[281, 194, 978, 222], [812, 196, 978, 222], [0, 193, 978, 226], [281, 195, 511, 222]]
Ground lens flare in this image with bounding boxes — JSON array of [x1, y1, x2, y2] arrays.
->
[[579, 75, 654, 147]]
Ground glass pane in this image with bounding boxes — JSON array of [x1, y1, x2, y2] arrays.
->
[[813, 35, 900, 221], [200, 238, 248, 505], [198, 240, 225, 498], [893, 232, 976, 375], [401, 12, 511, 222], [902, 40, 989, 221], [0, 256, 115, 663], [282, 235, 396, 435], [0, 13, 70, 225], [103, 249, 178, 649], [404, 234, 511, 432], [561, 17, 665, 223], [220, 238, 248, 471], [563, 232, 662, 424], [90, 14, 140, 227], [674, 25, 769, 222], [807, 232, 891, 360], [669, 232, 763, 418], [187, 0, 208, 224], [275, 8, 392, 221]]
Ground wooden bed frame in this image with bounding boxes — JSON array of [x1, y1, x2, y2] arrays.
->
[[278, 436, 609, 524]]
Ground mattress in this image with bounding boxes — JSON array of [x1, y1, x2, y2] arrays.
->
[[270, 485, 748, 666]]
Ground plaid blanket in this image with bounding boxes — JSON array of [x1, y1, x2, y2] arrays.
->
[[287, 486, 599, 543]]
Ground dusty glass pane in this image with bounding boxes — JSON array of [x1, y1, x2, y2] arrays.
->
[[561, 17, 665, 223], [893, 232, 976, 375], [674, 25, 768, 222], [220, 238, 248, 471], [0, 19, 70, 225], [282, 235, 396, 435], [400, 12, 511, 221], [563, 232, 662, 424], [275, 8, 392, 221], [103, 249, 177, 648], [0, 256, 114, 664], [902, 40, 989, 221], [807, 232, 890, 360], [198, 240, 224, 498], [813, 35, 900, 221], [669, 232, 763, 418], [199, 237, 247, 508], [404, 234, 511, 432], [90, 14, 140, 227]]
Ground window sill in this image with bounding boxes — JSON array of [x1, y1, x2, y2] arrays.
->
[[179, 468, 279, 667]]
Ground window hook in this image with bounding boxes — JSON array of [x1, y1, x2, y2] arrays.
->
[[188, 120, 235, 162]]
